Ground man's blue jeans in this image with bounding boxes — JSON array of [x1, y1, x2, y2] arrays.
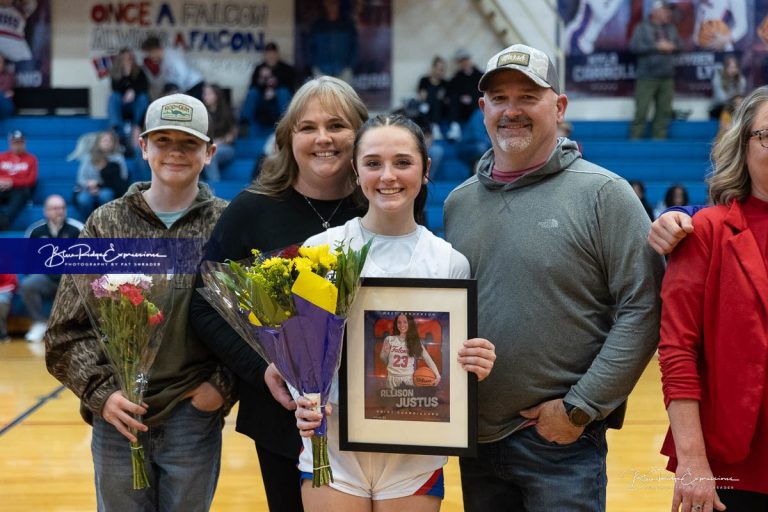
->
[[460, 422, 608, 512], [92, 399, 223, 512]]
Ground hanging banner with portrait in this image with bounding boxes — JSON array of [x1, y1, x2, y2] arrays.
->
[[294, 0, 392, 110], [558, 0, 761, 97], [0, 0, 52, 87]]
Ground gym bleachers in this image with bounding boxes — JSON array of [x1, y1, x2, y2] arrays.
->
[[574, 119, 717, 207], [0, 115, 716, 239], [0, 115, 271, 235], [424, 119, 717, 236]]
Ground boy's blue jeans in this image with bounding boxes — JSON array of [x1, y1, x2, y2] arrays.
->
[[92, 399, 223, 512]]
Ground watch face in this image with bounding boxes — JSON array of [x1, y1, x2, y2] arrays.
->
[[570, 407, 591, 427]]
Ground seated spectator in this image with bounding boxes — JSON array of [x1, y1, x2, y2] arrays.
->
[[417, 56, 449, 140], [630, 179, 655, 220], [0, 54, 15, 119], [240, 41, 296, 132], [557, 120, 584, 154], [108, 48, 149, 152], [717, 93, 745, 137], [446, 48, 483, 141], [665, 183, 689, 207], [709, 54, 746, 120], [202, 83, 237, 182], [0, 273, 17, 343], [73, 132, 128, 220], [141, 35, 204, 100], [0, 130, 37, 230], [655, 183, 689, 218], [19, 194, 82, 343]]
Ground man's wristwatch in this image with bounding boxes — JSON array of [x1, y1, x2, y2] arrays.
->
[[563, 401, 592, 428]]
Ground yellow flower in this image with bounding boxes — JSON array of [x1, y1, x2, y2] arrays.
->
[[299, 244, 331, 265], [319, 252, 337, 269], [261, 256, 287, 270], [293, 257, 314, 274]]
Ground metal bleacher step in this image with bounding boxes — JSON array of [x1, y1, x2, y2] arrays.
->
[[594, 159, 712, 182], [0, 116, 106, 137], [570, 120, 719, 141], [584, 140, 712, 161], [208, 180, 252, 201], [32, 179, 73, 204]]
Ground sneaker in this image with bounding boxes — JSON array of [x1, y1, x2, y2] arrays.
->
[[446, 122, 462, 141], [24, 322, 47, 343]]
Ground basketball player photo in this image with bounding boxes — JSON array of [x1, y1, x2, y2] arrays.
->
[[363, 310, 451, 423]]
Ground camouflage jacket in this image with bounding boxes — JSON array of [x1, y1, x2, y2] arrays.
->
[[44, 182, 237, 425]]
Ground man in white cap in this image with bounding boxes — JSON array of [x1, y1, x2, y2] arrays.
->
[[444, 43, 664, 511], [45, 93, 236, 511]]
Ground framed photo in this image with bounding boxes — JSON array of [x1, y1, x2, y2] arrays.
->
[[339, 277, 477, 457]]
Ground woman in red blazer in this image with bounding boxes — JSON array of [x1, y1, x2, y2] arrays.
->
[[659, 85, 768, 512]]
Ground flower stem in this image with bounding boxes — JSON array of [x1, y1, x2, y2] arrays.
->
[[311, 434, 333, 487], [130, 440, 149, 489]]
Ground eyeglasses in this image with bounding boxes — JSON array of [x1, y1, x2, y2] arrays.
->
[[749, 128, 768, 148]]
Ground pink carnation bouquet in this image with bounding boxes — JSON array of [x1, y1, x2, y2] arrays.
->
[[77, 273, 173, 489]]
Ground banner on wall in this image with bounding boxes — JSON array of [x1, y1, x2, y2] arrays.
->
[[87, 0, 277, 94], [85, 1, 392, 109], [0, 0, 52, 87], [558, 0, 762, 97], [293, 0, 391, 110]]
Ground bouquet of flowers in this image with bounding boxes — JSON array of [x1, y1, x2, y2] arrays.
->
[[198, 241, 371, 487], [75, 273, 173, 489]]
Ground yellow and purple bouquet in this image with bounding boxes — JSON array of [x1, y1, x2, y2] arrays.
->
[[199, 241, 371, 486]]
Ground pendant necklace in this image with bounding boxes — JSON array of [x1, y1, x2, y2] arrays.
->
[[301, 194, 344, 229]]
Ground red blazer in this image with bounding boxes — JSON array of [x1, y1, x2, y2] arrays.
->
[[659, 199, 768, 465]]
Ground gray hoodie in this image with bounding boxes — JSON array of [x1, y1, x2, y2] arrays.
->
[[444, 139, 664, 443]]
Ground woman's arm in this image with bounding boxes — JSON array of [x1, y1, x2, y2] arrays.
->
[[667, 399, 726, 512]]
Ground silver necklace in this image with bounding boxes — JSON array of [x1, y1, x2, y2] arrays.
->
[[301, 194, 344, 229]]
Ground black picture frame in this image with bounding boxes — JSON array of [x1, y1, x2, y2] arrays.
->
[[339, 277, 477, 457]]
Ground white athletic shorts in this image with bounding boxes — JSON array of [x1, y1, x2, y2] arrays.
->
[[298, 406, 446, 500]]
